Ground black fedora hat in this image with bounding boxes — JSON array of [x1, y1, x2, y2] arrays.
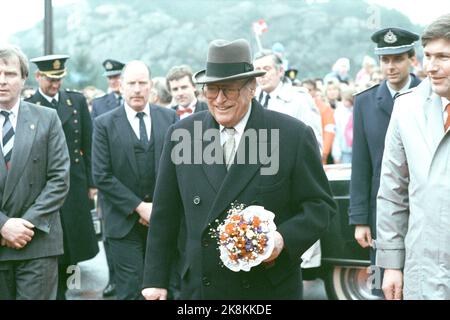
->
[[194, 39, 266, 84]]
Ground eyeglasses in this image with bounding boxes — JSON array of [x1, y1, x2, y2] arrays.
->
[[202, 79, 251, 100]]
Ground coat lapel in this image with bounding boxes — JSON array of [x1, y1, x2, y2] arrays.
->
[[200, 111, 227, 193], [57, 90, 74, 125], [377, 81, 394, 117], [3, 103, 37, 204], [424, 92, 445, 154], [150, 105, 164, 175], [113, 107, 139, 180], [203, 101, 270, 229]]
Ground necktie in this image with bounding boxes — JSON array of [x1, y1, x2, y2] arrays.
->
[[223, 127, 236, 170], [1, 111, 14, 169], [445, 103, 450, 132], [263, 94, 271, 109], [117, 95, 123, 107], [176, 107, 193, 116], [258, 91, 264, 104], [393, 92, 400, 100], [51, 98, 58, 108], [136, 112, 149, 145]]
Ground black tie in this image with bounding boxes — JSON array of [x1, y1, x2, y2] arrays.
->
[[263, 94, 271, 109], [393, 92, 399, 100], [136, 112, 149, 145], [117, 95, 123, 107], [258, 91, 264, 104], [1, 111, 14, 169], [51, 98, 58, 108]]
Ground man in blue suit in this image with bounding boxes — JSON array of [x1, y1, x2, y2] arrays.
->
[[91, 59, 125, 119], [349, 27, 421, 295]]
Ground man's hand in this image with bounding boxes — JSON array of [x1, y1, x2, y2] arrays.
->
[[88, 188, 98, 200], [263, 231, 284, 263], [142, 288, 167, 300], [0, 218, 35, 249], [354, 225, 372, 248], [382, 269, 403, 300], [135, 202, 153, 225]]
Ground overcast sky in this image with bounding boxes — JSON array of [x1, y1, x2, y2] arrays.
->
[[1, 0, 449, 43]]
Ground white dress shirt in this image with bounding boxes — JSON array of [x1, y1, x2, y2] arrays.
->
[[38, 88, 59, 104], [124, 103, 151, 141]]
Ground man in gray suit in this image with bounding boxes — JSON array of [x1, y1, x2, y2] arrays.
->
[[0, 45, 70, 299], [92, 60, 178, 299]]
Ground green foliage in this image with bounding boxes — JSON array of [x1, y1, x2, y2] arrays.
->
[[10, 0, 423, 90]]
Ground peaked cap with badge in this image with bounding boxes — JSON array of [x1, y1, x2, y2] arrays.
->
[[371, 27, 419, 56], [102, 59, 125, 77], [30, 54, 69, 79], [194, 38, 266, 84]]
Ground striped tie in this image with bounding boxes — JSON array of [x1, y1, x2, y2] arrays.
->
[[445, 103, 450, 132], [1, 111, 14, 169]]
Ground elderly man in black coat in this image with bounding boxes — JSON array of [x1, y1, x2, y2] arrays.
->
[[142, 39, 336, 300]]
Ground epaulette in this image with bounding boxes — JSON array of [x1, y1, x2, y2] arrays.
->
[[354, 83, 379, 96], [65, 88, 83, 95]]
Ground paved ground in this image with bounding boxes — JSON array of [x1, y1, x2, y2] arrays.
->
[[66, 241, 328, 300]]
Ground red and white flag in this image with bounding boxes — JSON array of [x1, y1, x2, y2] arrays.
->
[[253, 19, 268, 36]]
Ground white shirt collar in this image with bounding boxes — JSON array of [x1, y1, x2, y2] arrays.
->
[[124, 102, 150, 119], [442, 97, 450, 112], [38, 88, 59, 104], [386, 75, 412, 98], [0, 99, 20, 116]]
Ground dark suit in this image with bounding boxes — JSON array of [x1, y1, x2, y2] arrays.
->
[[171, 99, 208, 114], [0, 102, 70, 299], [92, 104, 177, 299], [349, 75, 421, 232], [142, 100, 336, 299], [91, 92, 121, 119]]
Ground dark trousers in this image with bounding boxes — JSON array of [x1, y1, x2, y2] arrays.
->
[[103, 238, 116, 284], [0, 257, 58, 300], [108, 222, 148, 300]]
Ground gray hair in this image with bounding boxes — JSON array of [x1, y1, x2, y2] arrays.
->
[[0, 44, 29, 79], [254, 49, 284, 71], [422, 13, 450, 47]]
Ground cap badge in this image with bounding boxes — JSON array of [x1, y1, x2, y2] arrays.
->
[[105, 61, 113, 70], [384, 30, 397, 44], [53, 59, 61, 70], [67, 99, 72, 106]]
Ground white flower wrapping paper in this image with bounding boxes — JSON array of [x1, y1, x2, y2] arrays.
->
[[217, 205, 277, 272]]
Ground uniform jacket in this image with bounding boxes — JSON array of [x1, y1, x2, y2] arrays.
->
[[0, 102, 69, 261], [26, 90, 99, 264], [91, 92, 121, 119], [376, 78, 450, 299], [92, 105, 178, 238], [142, 100, 336, 299], [349, 75, 421, 233]]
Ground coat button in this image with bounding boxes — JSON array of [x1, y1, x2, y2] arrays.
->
[[73, 110, 78, 115], [193, 196, 201, 205], [202, 276, 211, 287], [74, 158, 80, 163], [74, 139, 79, 143], [74, 119, 78, 124], [242, 280, 251, 289], [74, 149, 79, 154], [74, 129, 79, 134]]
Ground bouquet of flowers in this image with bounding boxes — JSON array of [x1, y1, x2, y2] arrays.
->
[[210, 203, 276, 272]]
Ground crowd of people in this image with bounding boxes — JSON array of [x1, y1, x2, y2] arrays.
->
[[0, 13, 449, 300]]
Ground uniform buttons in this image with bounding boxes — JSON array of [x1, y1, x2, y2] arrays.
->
[[74, 158, 80, 163], [73, 110, 78, 115], [242, 280, 251, 289], [193, 196, 201, 205], [74, 149, 79, 154], [74, 119, 78, 124], [202, 276, 211, 287], [74, 139, 79, 143], [74, 129, 79, 134]]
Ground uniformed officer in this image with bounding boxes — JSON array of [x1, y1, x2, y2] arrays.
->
[[91, 59, 125, 119], [349, 28, 421, 296], [26, 55, 99, 300]]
